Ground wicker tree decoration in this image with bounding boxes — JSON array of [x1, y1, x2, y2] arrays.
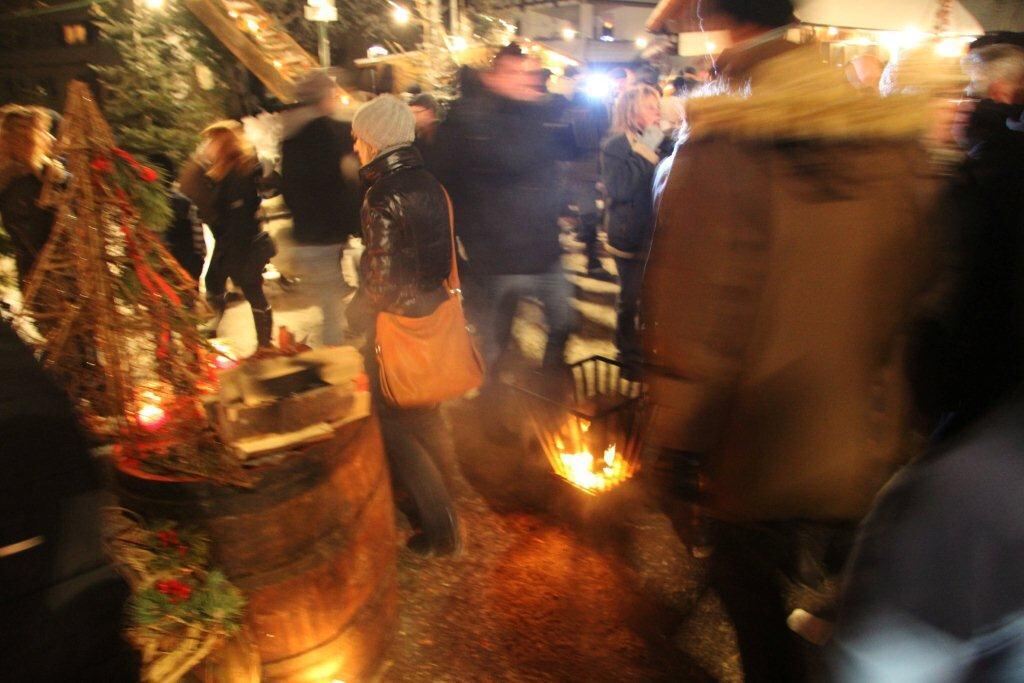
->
[[20, 81, 245, 484]]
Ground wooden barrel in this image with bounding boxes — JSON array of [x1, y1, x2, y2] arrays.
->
[[116, 417, 397, 682]]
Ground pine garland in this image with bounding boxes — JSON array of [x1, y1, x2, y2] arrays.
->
[[92, 146, 173, 232], [108, 516, 246, 683], [92, 0, 227, 165]]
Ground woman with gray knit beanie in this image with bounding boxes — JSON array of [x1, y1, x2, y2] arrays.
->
[[347, 95, 461, 556]]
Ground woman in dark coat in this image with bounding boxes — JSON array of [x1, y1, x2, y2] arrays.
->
[[348, 95, 460, 556], [600, 84, 671, 377], [192, 122, 274, 350]]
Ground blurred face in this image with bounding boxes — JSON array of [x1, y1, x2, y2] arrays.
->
[[987, 79, 1022, 105], [947, 98, 975, 149], [483, 56, 543, 102], [0, 114, 47, 166], [410, 105, 437, 133], [202, 133, 229, 164], [636, 95, 661, 130]]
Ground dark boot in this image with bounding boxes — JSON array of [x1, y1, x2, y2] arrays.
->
[[252, 306, 274, 349], [541, 332, 570, 374], [201, 294, 226, 338]]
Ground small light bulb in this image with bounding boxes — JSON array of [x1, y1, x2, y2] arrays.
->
[[392, 5, 410, 25]]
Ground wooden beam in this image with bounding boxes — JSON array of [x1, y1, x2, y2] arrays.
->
[[184, 0, 317, 103]]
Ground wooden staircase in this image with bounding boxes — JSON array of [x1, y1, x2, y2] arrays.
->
[[184, 0, 320, 103]]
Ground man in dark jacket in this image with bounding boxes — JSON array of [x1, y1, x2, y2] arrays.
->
[[0, 320, 137, 680], [436, 46, 575, 373], [556, 67, 615, 282], [150, 153, 206, 286], [926, 44, 1024, 434], [280, 70, 362, 346]]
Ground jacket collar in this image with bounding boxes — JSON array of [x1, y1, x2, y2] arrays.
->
[[359, 145, 422, 186], [716, 32, 801, 85]]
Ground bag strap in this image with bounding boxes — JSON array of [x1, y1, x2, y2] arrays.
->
[[441, 187, 461, 293]]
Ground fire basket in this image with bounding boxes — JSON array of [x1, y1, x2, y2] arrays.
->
[[510, 356, 645, 495]]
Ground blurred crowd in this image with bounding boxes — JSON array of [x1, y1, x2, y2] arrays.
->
[[3, 0, 1024, 679]]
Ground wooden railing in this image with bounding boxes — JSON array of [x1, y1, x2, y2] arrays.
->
[[184, 0, 319, 103]]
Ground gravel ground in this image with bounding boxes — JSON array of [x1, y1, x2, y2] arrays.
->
[[380, 419, 743, 682]]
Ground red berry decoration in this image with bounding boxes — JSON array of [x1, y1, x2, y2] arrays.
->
[[138, 166, 159, 183], [90, 157, 113, 174]]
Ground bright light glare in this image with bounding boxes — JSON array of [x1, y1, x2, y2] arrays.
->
[[705, 41, 717, 53], [561, 27, 577, 41], [143, 0, 165, 9], [826, 26, 839, 37], [583, 73, 612, 100], [635, 36, 649, 49], [900, 26, 926, 48], [935, 37, 965, 58], [391, 5, 410, 25], [880, 26, 927, 57], [367, 44, 389, 58], [449, 35, 468, 51]]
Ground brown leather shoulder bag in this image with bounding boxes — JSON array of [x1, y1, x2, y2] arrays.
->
[[374, 189, 484, 407]]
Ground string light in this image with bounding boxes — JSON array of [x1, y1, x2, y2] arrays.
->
[[391, 4, 410, 25]]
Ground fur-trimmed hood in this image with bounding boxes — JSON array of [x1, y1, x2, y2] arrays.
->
[[686, 40, 931, 143]]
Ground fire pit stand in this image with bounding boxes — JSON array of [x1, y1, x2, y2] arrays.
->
[[509, 356, 646, 496]]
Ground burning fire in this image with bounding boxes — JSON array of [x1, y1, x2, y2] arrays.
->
[[551, 419, 634, 494], [557, 443, 629, 494]]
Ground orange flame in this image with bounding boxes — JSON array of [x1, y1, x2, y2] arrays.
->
[[550, 418, 634, 494]]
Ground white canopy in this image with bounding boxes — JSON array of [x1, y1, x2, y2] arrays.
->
[[796, 0, 984, 34]]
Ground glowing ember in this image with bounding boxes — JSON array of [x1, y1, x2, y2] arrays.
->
[[136, 390, 167, 431]]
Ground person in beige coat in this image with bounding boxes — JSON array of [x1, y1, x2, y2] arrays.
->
[[642, 0, 944, 679], [645, 37, 940, 524]]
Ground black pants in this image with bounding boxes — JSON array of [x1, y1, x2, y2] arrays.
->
[[368, 358, 459, 548], [613, 255, 643, 369], [204, 246, 268, 311], [709, 521, 809, 683]]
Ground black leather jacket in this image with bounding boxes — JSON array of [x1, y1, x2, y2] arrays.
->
[[357, 146, 451, 318]]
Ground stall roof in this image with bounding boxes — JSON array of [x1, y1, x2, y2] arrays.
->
[[797, 0, 983, 33], [648, 0, 984, 34]]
